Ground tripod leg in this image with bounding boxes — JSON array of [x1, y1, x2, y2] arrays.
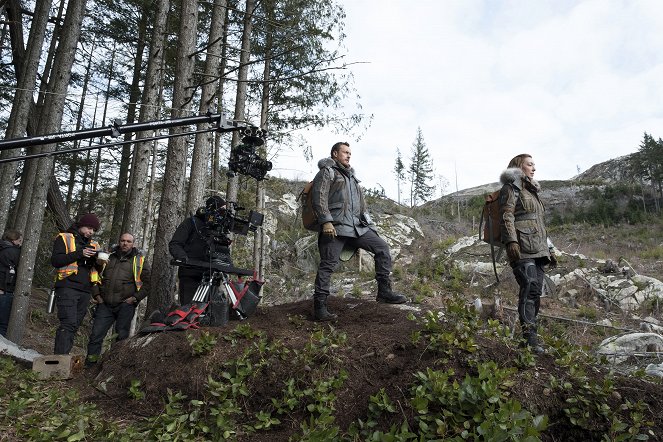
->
[[192, 282, 211, 303]]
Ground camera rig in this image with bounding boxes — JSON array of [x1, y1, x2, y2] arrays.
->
[[0, 112, 271, 171], [228, 127, 272, 181]]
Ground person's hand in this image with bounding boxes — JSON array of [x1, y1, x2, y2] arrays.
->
[[549, 252, 558, 268], [82, 247, 97, 258], [125, 296, 137, 305], [322, 222, 337, 237], [94, 295, 104, 304], [506, 242, 521, 262]]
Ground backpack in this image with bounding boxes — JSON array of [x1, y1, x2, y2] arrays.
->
[[479, 190, 502, 247], [300, 180, 317, 231], [478, 186, 519, 283], [299, 166, 333, 231]]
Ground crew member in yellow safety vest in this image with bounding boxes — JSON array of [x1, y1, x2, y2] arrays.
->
[[85, 232, 150, 366], [51, 213, 103, 355]]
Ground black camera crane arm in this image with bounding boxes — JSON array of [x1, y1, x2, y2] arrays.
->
[[0, 112, 260, 164]]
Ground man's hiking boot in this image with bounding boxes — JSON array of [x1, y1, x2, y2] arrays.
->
[[314, 298, 337, 321], [521, 330, 545, 355], [376, 280, 407, 304]]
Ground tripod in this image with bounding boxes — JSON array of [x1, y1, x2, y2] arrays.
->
[[191, 270, 247, 326]]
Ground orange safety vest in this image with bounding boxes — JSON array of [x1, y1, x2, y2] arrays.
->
[[55, 233, 101, 284], [132, 254, 144, 291]]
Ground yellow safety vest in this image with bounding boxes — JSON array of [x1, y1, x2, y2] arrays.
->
[[55, 233, 101, 284], [133, 255, 144, 291]]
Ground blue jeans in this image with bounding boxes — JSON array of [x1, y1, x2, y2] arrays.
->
[[0, 291, 14, 337], [86, 302, 136, 359]]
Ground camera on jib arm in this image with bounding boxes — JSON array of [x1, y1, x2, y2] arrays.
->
[[182, 127, 268, 324], [227, 128, 272, 181]]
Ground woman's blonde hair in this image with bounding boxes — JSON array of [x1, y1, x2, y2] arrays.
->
[[507, 153, 532, 170]]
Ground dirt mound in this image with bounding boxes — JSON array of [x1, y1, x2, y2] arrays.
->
[[62, 296, 663, 441], [76, 299, 428, 429]]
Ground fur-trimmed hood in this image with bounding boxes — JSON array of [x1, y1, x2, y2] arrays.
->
[[318, 157, 356, 177], [500, 167, 540, 192]]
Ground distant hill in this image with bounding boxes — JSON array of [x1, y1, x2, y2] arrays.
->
[[426, 153, 638, 212], [573, 153, 635, 183]]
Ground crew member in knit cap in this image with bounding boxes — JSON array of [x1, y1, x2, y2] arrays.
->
[[169, 196, 233, 306], [51, 213, 103, 354]]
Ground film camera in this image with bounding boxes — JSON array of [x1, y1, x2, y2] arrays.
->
[[228, 128, 272, 181], [197, 197, 264, 265]]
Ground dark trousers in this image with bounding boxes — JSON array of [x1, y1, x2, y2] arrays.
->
[[54, 287, 92, 354], [0, 291, 14, 337], [315, 229, 392, 299], [86, 302, 136, 358], [179, 275, 204, 306], [511, 258, 545, 329]]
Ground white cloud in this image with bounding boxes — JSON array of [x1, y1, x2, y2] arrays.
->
[[271, 0, 663, 202]]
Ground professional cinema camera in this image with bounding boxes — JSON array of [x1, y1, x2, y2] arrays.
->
[[196, 196, 264, 265], [228, 128, 272, 181]]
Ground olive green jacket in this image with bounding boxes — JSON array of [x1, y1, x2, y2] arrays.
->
[[498, 167, 551, 262]]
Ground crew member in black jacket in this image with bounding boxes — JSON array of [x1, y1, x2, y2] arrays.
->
[[169, 196, 232, 306], [51, 214, 103, 355], [0, 229, 22, 337]]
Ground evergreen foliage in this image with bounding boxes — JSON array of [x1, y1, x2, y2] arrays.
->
[[408, 127, 434, 207], [393, 147, 405, 204]]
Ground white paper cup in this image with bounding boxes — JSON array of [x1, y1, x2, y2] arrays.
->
[[97, 252, 110, 264]]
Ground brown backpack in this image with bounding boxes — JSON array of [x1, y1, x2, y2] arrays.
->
[[299, 166, 334, 231], [479, 190, 502, 246], [300, 180, 317, 231], [479, 186, 518, 282]]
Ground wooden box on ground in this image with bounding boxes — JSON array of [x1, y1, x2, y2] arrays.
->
[[32, 354, 83, 380]]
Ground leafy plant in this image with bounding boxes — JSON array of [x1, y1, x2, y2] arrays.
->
[[187, 330, 218, 356]]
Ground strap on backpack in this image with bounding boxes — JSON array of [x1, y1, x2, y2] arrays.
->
[[486, 185, 519, 284]]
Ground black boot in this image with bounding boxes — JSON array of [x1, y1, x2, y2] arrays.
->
[[376, 279, 407, 304], [314, 297, 337, 321], [521, 325, 545, 355]]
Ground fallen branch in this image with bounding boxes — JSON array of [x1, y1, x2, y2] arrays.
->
[[501, 305, 639, 333]]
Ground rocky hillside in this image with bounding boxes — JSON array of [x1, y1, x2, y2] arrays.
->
[[3, 153, 663, 441]]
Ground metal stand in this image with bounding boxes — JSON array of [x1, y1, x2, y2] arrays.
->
[[191, 270, 247, 325]]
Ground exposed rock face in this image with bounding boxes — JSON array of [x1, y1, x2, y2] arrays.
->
[[292, 213, 424, 275], [573, 154, 636, 183]]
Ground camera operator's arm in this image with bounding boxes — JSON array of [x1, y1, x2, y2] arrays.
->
[[168, 219, 193, 262]]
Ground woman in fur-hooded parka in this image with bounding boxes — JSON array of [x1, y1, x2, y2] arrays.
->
[[499, 153, 552, 354]]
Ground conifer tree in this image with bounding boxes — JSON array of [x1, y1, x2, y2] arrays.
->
[[393, 148, 405, 205], [408, 127, 434, 207]]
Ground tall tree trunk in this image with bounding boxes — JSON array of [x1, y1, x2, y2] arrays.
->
[[8, 0, 87, 344], [65, 41, 96, 211], [108, 12, 149, 244], [124, 0, 170, 242], [0, 0, 52, 232], [144, 140, 159, 260], [48, 174, 73, 231], [186, 0, 227, 214], [87, 46, 116, 214], [147, 0, 199, 314], [226, 0, 255, 204], [253, 8, 272, 280], [211, 4, 231, 192]]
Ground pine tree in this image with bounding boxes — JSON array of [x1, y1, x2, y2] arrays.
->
[[408, 127, 434, 207], [393, 148, 405, 205]]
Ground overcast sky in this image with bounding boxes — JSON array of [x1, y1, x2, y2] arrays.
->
[[270, 0, 663, 202]]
